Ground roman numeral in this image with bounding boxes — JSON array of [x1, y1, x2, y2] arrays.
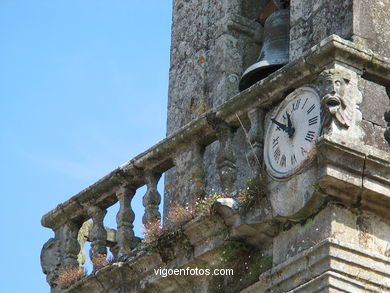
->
[[291, 154, 297, 165], [308, 115, 318, 126], [272, 136, 279, 148], [307, 104, 315, 115], [301, 147, 307, 156], [292, 99, 301, 111], [274, 147, 281, 162], [301, 97, 308, 109], [305, 130, 315, 142], [280, 154, 286, 167]]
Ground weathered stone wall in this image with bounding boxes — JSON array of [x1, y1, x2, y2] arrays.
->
[[165, 0, 390, 219], [290, 0, 390, 151], [165, 0, 266, 219], [354, 0, 390, 151], [353, 0, 390, 59], [290, 0, 390, 61], [167, 0, 266, 133], [289, 0, 354, 61]]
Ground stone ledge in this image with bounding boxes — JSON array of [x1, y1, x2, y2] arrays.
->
[[62, 216, 229, 293], [243, 238, 390, 293], [317, 135, 390, 219]]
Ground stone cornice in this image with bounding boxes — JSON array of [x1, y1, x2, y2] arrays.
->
[[42, 35, 390, 230], [243, 238, 390, 293], [317, 135, 390, 219]]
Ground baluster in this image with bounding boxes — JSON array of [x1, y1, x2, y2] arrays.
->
[[77, 221, 92, 268], [143, 171, 162, 226], [207, 113, 237, 193], [116, 185, 137, 258], [247, 107, 265, 173], [88, 206, 107, 269], [61, 221, 81, 268]]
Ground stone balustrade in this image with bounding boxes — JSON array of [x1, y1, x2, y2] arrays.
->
[[40, 35, 390, 291]]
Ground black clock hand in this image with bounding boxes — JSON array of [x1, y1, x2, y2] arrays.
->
[[286, 113, 295, 138], [271, 118, 288, 133]]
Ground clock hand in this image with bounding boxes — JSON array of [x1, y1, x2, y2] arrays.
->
[[271, 118, 288, 133], [286, 113, 295, 138]]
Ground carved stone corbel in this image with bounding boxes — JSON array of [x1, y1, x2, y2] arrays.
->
[[206, 113, 237, 193], [316, 68, 363, 141]]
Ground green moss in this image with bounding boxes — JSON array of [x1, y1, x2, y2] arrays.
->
[[211, 243, 273, 293], [154, 229, 193, 262], [237, 174, 267, 209]]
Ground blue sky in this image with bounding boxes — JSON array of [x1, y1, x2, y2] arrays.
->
[[0, 1, 172, 291]]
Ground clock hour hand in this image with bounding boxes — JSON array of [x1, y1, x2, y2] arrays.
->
[[286, 113, 295, 138], [271, 118, 288, 133]]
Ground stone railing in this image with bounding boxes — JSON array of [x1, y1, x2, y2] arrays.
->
[[40, 35, 390, 291]]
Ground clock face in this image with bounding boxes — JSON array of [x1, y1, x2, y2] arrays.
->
[[264, 86, 321, 180]]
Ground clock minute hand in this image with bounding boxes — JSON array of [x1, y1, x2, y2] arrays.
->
[[286, 113, 295, 138], [271, 118, 288, 133]]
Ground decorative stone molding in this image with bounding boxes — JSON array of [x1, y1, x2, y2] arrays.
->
[[213, 198, 279, 247], [316, 67, 363, 141], [247, 107, 265, 172], [244, 239, 390, 293], [206, 113, 237, 193], [317, 135, 390, 219], [243, 203, 390, 292]]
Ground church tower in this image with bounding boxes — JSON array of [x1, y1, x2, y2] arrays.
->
[[41, 1, 390, 292]]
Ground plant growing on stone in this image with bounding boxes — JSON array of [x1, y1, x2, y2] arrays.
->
[[55, 266, 86, 289], [142, 219, 166, 244], [195, 193, 224, 216], [237, 174, 267, 208], [168, 205, 196, 227], [143, 194, 224, 245], [91, 253, 109, 270]]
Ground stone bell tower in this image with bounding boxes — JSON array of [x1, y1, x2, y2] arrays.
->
[[165, 0, 389, 210], [165, 0, 268, 217], [41, 1, 390, 292], [163, 0, 390, 291]]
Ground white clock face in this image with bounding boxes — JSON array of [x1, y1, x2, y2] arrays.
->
[[264, 86, 321, 180]]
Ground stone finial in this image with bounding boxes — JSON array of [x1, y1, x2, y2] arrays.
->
[[316, 68, 363, 140], [206, 113, 237, 193], [116, 185, 137, 257], [87, 206, 107, 266], [384, 87, 390, 146], [142, 171, 162, 226], [247, 107, 265, 173]]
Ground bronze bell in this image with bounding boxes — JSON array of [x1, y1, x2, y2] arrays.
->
[[239, 9, 290, 91]]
